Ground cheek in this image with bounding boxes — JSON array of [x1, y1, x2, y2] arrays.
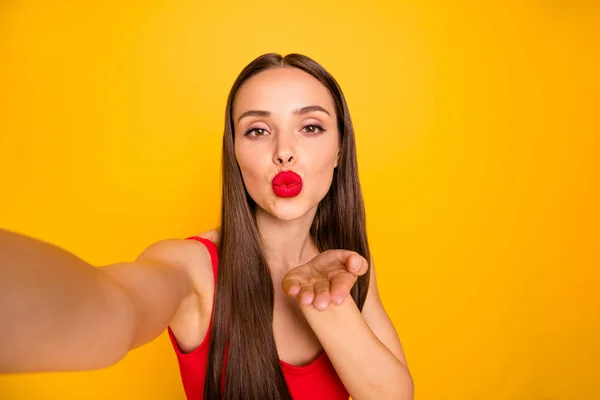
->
[[311, 137, 339, 169], [235, 145, 265, 193], [306, 142, 338, 192]]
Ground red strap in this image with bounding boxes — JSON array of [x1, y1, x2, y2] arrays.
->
[[185, 236, 219, 286]]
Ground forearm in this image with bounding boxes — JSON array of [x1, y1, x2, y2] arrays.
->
[[300, 298, 414, 400], [0, 228, 135, 373]]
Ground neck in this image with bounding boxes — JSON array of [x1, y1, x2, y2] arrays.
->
[[255, 205, 320, 273]]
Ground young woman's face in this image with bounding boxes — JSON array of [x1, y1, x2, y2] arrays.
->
[[233, 67, 340, 221]]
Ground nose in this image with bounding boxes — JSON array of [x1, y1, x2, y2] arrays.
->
[[274, 151, 295, 166], [273, 134, 296, 167]]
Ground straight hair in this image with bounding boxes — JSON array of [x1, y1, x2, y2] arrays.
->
[[204, 53, 371, 399]]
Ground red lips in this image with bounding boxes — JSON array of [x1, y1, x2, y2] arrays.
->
[[272, 171, 303, 198]]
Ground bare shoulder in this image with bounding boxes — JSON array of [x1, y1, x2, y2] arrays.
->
[[163, 228, 220, 352], [135, 228, 220, 291], [193, 227, 221, 247]]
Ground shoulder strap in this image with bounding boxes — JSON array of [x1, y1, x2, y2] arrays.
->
[[185, 236, 219, 285]]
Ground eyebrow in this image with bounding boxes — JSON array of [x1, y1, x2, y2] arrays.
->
[[236, 105, 331, 123]]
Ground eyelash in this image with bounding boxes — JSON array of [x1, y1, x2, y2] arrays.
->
[[244, 124, 326, 138]]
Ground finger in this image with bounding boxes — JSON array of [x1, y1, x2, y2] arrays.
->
[[312, 280, 331, 311], [309, 249, 356, 272], [346, 254, 369, 276], [281, 278, 301, 297], [297, 283, 315, 306], [329, 272, 357, 305], [310, 250, 368, 276]]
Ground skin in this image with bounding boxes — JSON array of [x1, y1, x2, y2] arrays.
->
[[169, 67, 371, 364], [232, 66, 358, 309], [0, 65, 413, 398], [225, 67, 413, 398]]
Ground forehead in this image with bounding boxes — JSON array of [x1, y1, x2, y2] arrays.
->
[[233, 67, 335, 118]]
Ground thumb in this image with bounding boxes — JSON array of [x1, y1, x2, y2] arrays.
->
[[346, 253, 369, 276], [311, 250, 368, 275]]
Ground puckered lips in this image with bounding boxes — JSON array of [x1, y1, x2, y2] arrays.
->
[[272, 170, 303, 198]]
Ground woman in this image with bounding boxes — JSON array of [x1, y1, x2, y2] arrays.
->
[[0, 53, 413, 399]]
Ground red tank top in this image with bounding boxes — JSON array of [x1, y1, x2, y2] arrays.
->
[[167, 236, 349, 400]]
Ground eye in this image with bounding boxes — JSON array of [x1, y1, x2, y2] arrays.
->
[[302, 124, 325, 135], [245, 127, 270, 139]]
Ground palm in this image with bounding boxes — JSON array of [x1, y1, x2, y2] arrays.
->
[[281, 250, 368, 311]]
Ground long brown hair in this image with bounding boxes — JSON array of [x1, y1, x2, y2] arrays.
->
[[204, 53, 371, 399]]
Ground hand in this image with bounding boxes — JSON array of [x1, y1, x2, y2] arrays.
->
[[281, 250, 369, 311]]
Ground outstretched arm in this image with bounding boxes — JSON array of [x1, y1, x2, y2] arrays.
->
[[0, 229, 193, 373]]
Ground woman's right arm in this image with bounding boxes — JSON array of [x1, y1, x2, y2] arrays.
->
[[0, 228, 196, 374]]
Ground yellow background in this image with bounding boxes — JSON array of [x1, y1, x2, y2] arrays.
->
[[1, 1, 598, 399]]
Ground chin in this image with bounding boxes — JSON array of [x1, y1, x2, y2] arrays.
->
[[269, 203, 309, 221], [253, 196, 313, 222]]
